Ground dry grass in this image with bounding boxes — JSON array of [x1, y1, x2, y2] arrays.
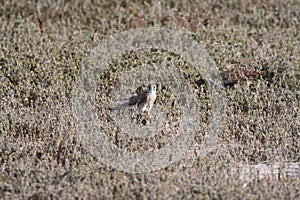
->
[[1, 0, 299, 199]]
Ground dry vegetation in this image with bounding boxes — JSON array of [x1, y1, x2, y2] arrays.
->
[[1, 0, 299, 199]]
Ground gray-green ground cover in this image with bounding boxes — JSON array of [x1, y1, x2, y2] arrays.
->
[[1, 0, 299, 199]]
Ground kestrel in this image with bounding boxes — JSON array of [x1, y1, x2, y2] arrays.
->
[[129, 83, 157, 113]]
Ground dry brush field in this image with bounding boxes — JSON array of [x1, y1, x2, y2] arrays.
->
[[0, 0, 299, 199]]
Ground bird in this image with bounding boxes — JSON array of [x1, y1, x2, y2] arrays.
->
[[129, 83, 157, 114]]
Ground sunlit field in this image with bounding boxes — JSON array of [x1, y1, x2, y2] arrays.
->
[[1, 0, 299, 199]]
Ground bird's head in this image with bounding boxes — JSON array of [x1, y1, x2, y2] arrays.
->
[[147, 83, 156, 93]]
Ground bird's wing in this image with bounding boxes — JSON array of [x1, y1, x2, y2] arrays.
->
[[129, 91, 148, 106], [129, 94, 139, 105]]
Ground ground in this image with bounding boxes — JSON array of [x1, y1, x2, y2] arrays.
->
[[0, 0, 299, 199]]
